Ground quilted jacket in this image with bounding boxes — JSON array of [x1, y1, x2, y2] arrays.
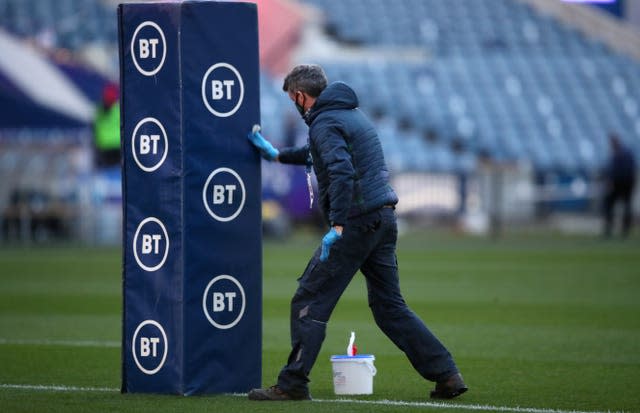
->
[[278, 81, 398, 226]]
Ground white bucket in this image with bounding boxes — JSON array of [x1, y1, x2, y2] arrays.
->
[[330, 354, 377, 395]]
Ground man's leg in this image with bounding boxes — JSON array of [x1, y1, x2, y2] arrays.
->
[[276, 255, 339, 398], [252, 228, 368, 400], [603, 190, 616, 238], [360, 209, 464, 397], [621, 185, 633, 238]]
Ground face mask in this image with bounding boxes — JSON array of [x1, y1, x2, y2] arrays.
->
[[294, 92, 306, 118]]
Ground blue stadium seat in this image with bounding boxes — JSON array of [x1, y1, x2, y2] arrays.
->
[[3, 0, 638, 175], [302, 0, 639, 172]]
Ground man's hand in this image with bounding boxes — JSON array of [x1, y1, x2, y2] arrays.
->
[[319, 226, 343, 262], [247, 124, 279, 161]]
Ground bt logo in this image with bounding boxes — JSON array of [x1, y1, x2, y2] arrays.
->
[[201, 63, 244, 117], [133, 217, 169, 272], [202, 275, 246, 329], [131, 117, 168, 172], [202, 167, 246, 222], [132, 320, 168, 375], [131, 21, 167, 76]]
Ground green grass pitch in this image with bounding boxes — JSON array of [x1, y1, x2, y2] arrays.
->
[[0, 230, 638, 412]]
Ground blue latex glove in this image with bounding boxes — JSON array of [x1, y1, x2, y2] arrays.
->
[[319, 227, 342, 262], [247, 125, 279, 161]]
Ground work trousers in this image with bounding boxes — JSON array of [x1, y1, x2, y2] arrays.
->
[[277, 207, 458, 398]]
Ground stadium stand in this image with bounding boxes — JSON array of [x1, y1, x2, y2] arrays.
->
[[1, 0, 638, 176], [0, 0, 116, 50], [298, 0, 640, 176], [0, 139, 88, 242], [1, 0, 639, 239]]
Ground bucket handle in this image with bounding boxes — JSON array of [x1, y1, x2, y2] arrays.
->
[[354, 359, 377, 376]]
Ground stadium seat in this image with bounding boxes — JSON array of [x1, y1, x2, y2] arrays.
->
[[300, 0, 640, 173], [2, 0, 639, 175]]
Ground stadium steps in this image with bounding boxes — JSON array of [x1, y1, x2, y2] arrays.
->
[[515, 0, 640, 62]]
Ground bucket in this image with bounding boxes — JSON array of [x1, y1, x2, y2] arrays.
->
[[330, 354, 377, 395]]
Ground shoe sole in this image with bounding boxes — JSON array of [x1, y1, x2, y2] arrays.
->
[[247, 389, 311, 401], [430, 386, 468, 399]]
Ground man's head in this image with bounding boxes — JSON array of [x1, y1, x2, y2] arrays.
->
[[282, 64, 327, 116], [102, 83, 119, 108]]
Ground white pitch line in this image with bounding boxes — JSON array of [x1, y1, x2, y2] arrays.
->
[[0, 384, 626, 413], [0, 338, 119, 348], [312, 398, 626, 413], [1, 384, 118, 393]]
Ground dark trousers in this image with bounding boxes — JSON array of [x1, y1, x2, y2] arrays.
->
[[277, 207, 458, 398], [95, 148, 121, 168], [603, 182, 635, 237]]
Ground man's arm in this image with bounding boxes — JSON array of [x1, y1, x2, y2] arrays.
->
[[278, 145, 311, 165], [247, 125, 310, 165]]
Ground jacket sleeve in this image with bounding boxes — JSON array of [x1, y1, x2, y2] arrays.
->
[[278, 144, 311, 165], [314, 124, 354, 226]]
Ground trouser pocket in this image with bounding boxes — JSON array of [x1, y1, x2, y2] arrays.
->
[[297, 255, 333, 294]]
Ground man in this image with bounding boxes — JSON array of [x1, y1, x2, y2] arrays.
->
[[93, 83, 121, 168], [603, 133, 636, 238], [246, 64, 467, 401]]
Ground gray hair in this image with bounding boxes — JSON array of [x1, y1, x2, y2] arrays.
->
[[282, 64, 328, 97]]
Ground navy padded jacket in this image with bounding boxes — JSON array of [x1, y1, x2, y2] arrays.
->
[[278, 81, 398, 226]]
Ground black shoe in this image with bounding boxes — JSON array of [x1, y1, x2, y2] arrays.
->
[[430, 373, 468, 399], [247, 385, 311, 401]]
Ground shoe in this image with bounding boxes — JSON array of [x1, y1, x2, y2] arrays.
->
[[430, 373, 468, 399], [247, 385, 311, 401]]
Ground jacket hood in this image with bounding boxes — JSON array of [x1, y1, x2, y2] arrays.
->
[[305, 81, 358, 125]]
